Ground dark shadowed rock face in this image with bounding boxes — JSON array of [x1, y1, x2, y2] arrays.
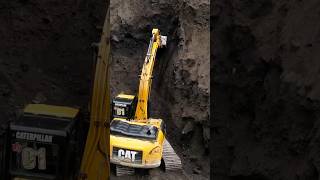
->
[[214, 0, 320, 179], [0, 0, 106, 121]]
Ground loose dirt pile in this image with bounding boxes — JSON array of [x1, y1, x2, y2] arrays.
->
[[214, 0, 320, 179], [110, 0, 209, 179]]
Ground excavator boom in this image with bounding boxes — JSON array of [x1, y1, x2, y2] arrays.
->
[[134, 29, 167, 122]]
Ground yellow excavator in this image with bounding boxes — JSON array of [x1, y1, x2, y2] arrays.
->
[[110, 29, 182, 176]]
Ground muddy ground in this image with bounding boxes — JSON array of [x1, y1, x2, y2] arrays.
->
[[110, 0, 210, 179], [0, 0, 210, 179], [213, 0, 320, 180]]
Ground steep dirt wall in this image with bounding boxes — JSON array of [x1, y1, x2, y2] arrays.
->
[[213, 0, 320, 179]]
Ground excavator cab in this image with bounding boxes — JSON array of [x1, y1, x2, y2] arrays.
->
[[112, 94, 137, 120]]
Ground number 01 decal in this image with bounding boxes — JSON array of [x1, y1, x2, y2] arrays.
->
[[114, 106, 125, 116], [21, 147, 46, 170]]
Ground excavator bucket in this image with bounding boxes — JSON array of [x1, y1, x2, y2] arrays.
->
[[160, 35, 167, 47]]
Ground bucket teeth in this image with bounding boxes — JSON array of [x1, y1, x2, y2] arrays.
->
[[115, 165, 135, 176], [162, 139, 182, 172]]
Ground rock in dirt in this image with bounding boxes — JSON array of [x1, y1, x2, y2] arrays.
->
[[182, 121, 195, 135], [32, 93, 47, 104], [193, 167, 202, 175]]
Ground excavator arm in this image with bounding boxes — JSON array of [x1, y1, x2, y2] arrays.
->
[[79, 7, 110, 180], [134, 29, 167, 122]]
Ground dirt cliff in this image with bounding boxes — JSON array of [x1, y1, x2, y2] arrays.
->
[[213, 0, 320, 179], [0, 0, 106, 122]]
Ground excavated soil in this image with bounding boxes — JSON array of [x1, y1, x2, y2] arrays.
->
[[213, 0, 320, 179], [0, 0, 106, 117], [110, 0, 209, 179], [0, 0, 106, 175]]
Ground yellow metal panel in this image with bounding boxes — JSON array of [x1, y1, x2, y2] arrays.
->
[[112, 117, 127, 121], [79, 5, 110, 180], [116, 94, 135, 99], [24, 104, 79, 119]]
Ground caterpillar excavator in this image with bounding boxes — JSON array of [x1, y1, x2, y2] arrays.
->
[[0, 4, 111, 180], [110, 29, 182, 176]]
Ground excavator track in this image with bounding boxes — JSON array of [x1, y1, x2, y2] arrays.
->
[[115, 165, 135, 176], [162, 139, 182, 172]]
